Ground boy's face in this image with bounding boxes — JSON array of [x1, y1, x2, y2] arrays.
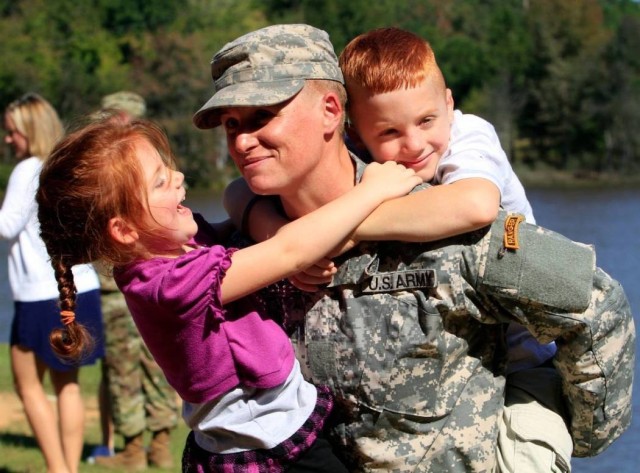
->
[[349, 77, 454, 182]]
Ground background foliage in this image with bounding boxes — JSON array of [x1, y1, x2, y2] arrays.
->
[[1, 0, 639, 188]]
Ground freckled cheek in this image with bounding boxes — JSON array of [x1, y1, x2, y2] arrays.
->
[[433, 128, 451, 151]]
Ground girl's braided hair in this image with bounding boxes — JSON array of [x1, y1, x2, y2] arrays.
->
[[36, 117, 176, 361]]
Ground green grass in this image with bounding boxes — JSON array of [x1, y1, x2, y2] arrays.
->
[[0, 343, 189, 472]]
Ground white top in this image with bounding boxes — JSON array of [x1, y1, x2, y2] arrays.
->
[[183, 359, 317, 453], [436, 110, 535, 223], [0, 156, 100, 301], [435, 111, 556, 373]]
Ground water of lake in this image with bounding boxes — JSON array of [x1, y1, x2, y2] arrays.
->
[[0, 187, 637, 472]]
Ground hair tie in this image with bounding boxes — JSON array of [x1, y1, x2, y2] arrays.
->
[[60, 310, 75, 326]]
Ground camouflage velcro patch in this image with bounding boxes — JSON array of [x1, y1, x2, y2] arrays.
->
[[480, 213, 595, 311]]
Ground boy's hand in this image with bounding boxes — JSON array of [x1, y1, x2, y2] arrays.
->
[[288, 258, 336, 292]]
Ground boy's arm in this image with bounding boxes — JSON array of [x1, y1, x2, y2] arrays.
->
[[224, 172, 500, 245], [355, 177, 500, 242]]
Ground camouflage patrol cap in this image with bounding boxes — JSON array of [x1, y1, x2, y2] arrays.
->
[[193, 24, 344, 129], [100, 91, 146, 118]]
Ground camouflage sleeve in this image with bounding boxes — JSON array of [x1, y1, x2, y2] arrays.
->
[[477, 212, 635, 457]]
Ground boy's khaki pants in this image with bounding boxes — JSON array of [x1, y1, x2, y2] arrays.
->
[[496, 368, 573, 473]]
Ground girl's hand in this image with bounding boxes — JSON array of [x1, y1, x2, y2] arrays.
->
[[288, 257, 336, 292], [359, 161, 422, 201]]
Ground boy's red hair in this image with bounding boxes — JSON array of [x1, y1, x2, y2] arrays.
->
[[339, 27, 445, 95]]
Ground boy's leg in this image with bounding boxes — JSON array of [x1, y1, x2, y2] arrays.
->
[[496, 367, 573, 473]]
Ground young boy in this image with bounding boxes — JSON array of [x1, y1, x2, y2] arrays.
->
[[339, 26, 556, 375], [338, 27, 570, 472]]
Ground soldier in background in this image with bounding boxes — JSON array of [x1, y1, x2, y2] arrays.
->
[[88, 91, 179, 471]]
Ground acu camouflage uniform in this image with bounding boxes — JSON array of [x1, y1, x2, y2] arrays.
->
[[194, 24, 634, 473], [267, 156, 635, 473], [100, 273, 179, 437]]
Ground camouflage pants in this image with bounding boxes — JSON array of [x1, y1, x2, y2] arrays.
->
[[101, 291, 179, 437]]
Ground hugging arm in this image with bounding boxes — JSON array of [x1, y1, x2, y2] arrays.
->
[[224, 175, 500, 290], [353, 178, 500, 242], [223, 178, 341, 291]]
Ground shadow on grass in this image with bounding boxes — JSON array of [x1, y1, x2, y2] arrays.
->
[[0, 432, 39, 473], [0, 431, 105, 471], [0, 431, 38, 449]]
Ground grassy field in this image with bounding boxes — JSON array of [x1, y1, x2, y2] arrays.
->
[[0, 343, 189, 472]]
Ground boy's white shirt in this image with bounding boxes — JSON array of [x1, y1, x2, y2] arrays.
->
[[435, 110, 535, 224], [434, 110, 556, 373]]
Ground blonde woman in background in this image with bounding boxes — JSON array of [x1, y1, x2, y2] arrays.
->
[[2, 93, 104, 473]]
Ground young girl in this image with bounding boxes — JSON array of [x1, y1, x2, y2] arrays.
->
[[2, 93, 103, 473], [36, 118, 420, 472]]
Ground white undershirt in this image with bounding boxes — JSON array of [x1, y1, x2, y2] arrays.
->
[[183, 359, 317, 454]]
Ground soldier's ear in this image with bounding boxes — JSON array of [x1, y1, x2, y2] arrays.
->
[[320, 91, 344, 135]]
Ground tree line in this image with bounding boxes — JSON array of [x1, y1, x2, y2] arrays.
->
[[1, 0, 639, 188]]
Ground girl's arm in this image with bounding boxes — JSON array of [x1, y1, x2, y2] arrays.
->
[[220, 161, 421, 304], [224, 178, 336, 293]]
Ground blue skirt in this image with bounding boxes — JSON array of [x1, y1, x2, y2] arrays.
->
[[10, 289, 105, 371]]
